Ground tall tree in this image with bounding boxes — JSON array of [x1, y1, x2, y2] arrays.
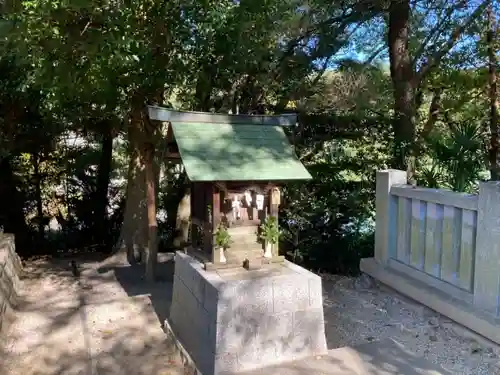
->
[[487, 0, 499, 179], [9, 0, 198, 278], [388, 0, 489, 178], [9, 0, 383, 277]]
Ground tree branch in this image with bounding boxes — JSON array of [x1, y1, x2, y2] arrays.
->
[[412, 1, 466, 67], [422, 87, 442, 138], [364, 43, 386, 65], [415, 0, 489, 85]]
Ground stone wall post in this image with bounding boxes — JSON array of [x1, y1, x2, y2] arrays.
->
[[473, 181, 500, 316], [374, 170, 407, 264]]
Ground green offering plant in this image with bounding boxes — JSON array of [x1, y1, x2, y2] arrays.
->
[[259, 216, 280, 244], [215, 224, 232, 249]]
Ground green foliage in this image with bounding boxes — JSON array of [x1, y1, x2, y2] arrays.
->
[[278, 110, 391, 274], [214, 224, 231, 249], [0, 0, 496, 277], [417, 164, 441, 189], [421, 122, 487, 193], [259, 216, 280, 244]]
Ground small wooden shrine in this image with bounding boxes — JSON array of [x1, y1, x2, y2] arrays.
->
[[148, 107, 312, 270]]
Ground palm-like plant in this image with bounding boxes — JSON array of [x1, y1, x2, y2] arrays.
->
[[417, 163, 442, 189], [424, 121, 486, 193]]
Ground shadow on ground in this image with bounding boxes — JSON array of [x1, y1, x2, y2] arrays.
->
[[96, 252, 176, 324], [1, 253, 186, 375], [239, 338, 453, 375], [1, 254, 469, 375]]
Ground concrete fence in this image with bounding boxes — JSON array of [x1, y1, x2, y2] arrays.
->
[[361, 170, 500, 344]]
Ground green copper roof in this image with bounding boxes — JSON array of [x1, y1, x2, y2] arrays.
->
[[171, 122, 312, 182]]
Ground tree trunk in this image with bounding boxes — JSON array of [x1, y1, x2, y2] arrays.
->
[[422, 88, 442, 139], [388, 0, 416, 180], [115, 141, 147, 263], [113, 103, 159, 278], [143, 143, 157, 282], [114, 109, 149, 264], [94, 123, 114, 249], [194, 76, 212, 112], [173, 187, 191, 249], [487, 2, 499, 180], [33, 152, 44, 242]]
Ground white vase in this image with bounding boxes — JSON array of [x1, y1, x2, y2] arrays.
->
[[263, 242, 272, 258], [219, 247, 227, 263]]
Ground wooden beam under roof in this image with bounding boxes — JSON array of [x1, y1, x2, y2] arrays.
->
[[147, 106, 297, 127]]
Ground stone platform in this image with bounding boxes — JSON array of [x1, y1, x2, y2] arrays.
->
[[168, 251, 327, 375]]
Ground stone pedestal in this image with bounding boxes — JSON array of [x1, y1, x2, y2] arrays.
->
[[168, 251, 327, 375], [374, 169, 407, 264], [474, 181, 500, 315]]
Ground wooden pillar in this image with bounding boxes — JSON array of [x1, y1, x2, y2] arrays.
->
[[203, 183, 214, 256], [211, 185, 221, 264], [269, 186, 280, 257], [189, 182, 198, 249]]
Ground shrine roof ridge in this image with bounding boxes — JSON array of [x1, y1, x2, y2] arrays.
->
[[147, 106, 297, 126]]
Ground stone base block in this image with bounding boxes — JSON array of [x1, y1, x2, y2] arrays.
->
[[168, 251, 327, 375]]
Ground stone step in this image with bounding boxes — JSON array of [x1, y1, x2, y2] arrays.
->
[[227, 226, 258, 237], [230, 237, 261, 246], [228, 235, 260, 244], [227, 242, 262, 250], [225, 248, 263, 263], [227, 244, 264, 253]]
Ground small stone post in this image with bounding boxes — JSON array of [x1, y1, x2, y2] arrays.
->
[[473, 181, 500, 316], [374, 169, 407, 264]]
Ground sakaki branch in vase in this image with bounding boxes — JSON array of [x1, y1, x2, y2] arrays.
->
[[259, 216, 280, 258], [214, 224, 231, 263]]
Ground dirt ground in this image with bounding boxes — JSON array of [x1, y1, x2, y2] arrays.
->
[[1, 253, 186, 375], [2, 255, 500, 375]]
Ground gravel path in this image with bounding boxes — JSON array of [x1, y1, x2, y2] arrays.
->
[[2, 257, 500, 375], [322, 274, 500, 374]]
